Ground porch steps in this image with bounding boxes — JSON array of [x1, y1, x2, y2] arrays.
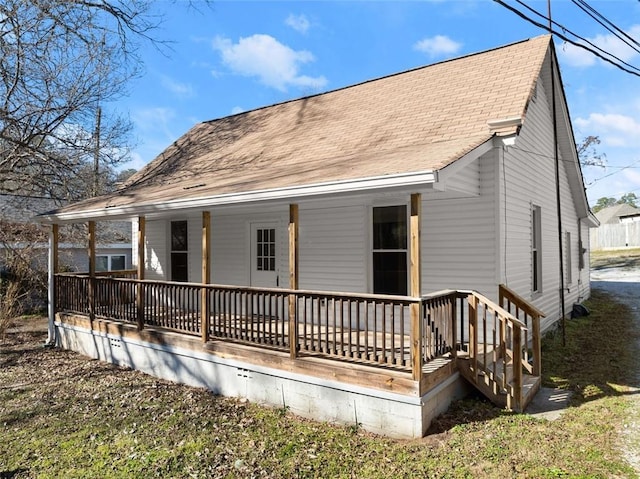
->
[[456, 355, 541, 412]]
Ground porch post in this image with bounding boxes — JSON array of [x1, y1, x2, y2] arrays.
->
[[136, 216, 146, 330], [88, 220, 96, 321], [201, 211, 211, 343], [410, 193, 423, 381], [288, 204, 299, 359], [46, 223, 59, 345]]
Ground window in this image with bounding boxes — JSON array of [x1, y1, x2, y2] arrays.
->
[[566, 232, 572, 284], [372, 205, 408, 295], [578, 224, 585, 270], [96, 254, 126, 272], [171, 220, 188, 282], [256, 228, 276, 272], [532, 205, 542, 293]]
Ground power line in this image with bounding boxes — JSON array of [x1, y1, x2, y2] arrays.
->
[[572, 0, 640, 52], [493, 0, 640, 77]]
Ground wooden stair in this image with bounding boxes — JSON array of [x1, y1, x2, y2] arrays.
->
[[453, 285, 545, 412], [456, 355, 541, 412]]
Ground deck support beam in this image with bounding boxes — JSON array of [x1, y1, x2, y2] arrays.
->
[[201, 211, 211, 343], [288, 204, 299, 359], [88, 220, 96, 322], [136, 217, 146, 330], [410, 193, 423, 381], [47, 223, 59, 345]]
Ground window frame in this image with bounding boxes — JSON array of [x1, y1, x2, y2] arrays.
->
[[170, 220, 189, 282], [566, 231, 572, 285], [95, 254, 127, 272], [255, 227, 276, 272], [371, 203, 409, 296], [531, 205, 542, 294]]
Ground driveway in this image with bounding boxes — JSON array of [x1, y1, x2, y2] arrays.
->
[[591, 265, 640, 472]]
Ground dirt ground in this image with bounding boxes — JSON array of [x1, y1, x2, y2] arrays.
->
[[591, 264, 640, 473]]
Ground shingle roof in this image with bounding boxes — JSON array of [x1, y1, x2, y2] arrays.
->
[[595, 204, 640, 224], [44, 35, 551, 219]]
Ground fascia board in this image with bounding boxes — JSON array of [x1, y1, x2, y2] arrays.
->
[[38, 170, 437, 224]]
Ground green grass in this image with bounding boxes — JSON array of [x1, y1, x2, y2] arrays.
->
[[591, 248, 640, 270], [1, 267, 639, 477]]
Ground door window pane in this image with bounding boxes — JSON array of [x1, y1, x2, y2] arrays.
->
[[256, 228, 276, 272]]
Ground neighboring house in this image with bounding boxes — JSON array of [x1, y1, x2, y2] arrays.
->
[[39, 36, 597, 438], [0, 194, 133, 273], [591, 204, 640, 250]]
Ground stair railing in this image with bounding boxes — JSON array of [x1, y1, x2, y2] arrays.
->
[[466, 291, 528, 411], [498, 284, 545, 377]]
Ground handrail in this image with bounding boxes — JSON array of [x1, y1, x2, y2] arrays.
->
[[54, 274, 420, 372], [53, 273, 542, 405], [498, 284, 544, 376], [465, 290, 528, 411]]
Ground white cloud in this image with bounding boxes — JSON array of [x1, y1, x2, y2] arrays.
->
[[559, 25, 640, 68], [212, 34, 327, 92], [231, 106, 245, 115], [160, 75, 195, 98], [122, 152, 147, 171], [413, 35, 462, 58], [285, 13, 310, 34], [576, 112, 640, 147]]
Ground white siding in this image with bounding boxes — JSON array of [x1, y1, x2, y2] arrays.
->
[[187, 215, 201, 283], [209, 208, 289, 287], [299, 204, 367, 293], [423, 152, 498, 296], [500, 77, 586, 332], [144, 219, 167, 280], [210, 212, 248, 286]]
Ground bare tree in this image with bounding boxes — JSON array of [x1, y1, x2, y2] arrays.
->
[[0, 0, 160, 199], [577, 135, 606, 169]]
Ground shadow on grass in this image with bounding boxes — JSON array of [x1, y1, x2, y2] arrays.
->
[[591, 256, 640, 271], [427, 286, 640, 433], [0, 469, 29, 479]]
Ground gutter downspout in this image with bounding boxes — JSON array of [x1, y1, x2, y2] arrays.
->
[[549, 3, 567, 346], [46, 224, 58, 347]]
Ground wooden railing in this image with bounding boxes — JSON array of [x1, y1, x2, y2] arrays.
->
[[54, 274, 541, 406], [54, 275, 433, 372], [293, 290, 415, 368], [421, 291, 458, 362], [499, 284, 544, 377], [459, 290, 530, 411]]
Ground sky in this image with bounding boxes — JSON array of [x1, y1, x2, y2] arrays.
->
[[110, 0, 640, 207]]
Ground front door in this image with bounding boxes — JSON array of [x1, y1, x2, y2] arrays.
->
[[250, 223, 279, 288]]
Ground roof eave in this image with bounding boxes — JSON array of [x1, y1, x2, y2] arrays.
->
[[38, 169, 438, 224]]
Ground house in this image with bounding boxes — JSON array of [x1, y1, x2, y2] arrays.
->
[[591, 204, 640, 250], [38, 35, 597, 438], [0, 194, 133, 274]]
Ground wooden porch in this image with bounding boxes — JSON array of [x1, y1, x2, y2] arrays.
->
[[55, 273, 543, 411]]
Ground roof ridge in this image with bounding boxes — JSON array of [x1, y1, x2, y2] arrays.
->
[[203, 35, 552, 125]]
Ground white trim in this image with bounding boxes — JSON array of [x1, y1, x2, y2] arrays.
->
[[433, 139, 493, 192], [39, 170, 438, 223]]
